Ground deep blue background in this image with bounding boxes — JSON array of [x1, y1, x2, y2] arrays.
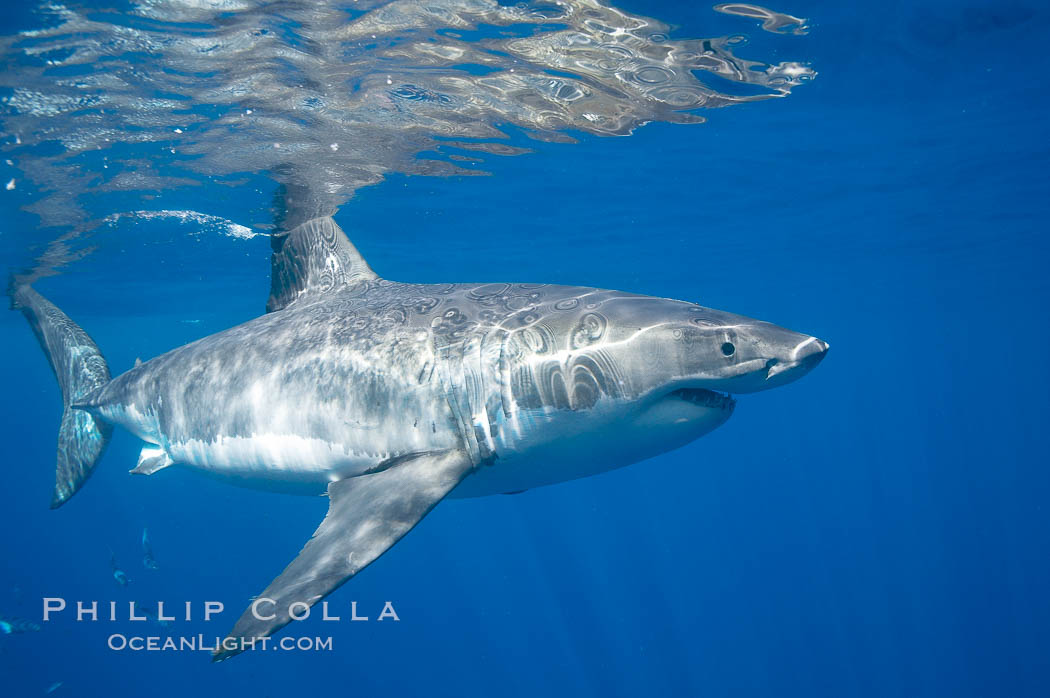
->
[[2, 0, 1049, 695]]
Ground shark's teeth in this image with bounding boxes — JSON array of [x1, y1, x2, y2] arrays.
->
[[669, 388, 735, 410]]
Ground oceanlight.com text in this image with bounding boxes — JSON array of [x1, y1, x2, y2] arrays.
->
[[107, 633, 334, 653]]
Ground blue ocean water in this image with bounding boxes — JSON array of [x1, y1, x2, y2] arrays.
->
[[1, 0, 1048, 696]]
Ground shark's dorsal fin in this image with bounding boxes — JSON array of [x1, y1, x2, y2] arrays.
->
[[266, 216, 378, 313]]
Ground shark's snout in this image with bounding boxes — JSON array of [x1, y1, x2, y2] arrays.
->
[[765, 336, 829, 383]]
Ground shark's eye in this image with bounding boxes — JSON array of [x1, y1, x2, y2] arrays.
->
[[721, 342, 736, 357]]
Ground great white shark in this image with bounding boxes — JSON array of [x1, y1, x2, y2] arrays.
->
[[11, 215, 828, 661]]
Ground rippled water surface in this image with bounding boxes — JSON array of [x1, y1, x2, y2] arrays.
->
[[0, 0, 1048, 696]]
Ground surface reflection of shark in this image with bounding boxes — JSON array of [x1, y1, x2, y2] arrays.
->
[[141, 528, 159, 570], [0, 0, 816, 241], [12, 205, 828, 660]]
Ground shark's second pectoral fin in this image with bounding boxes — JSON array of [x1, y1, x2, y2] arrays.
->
[[213, 449, 474, 662], [130, 446, 173, 475]]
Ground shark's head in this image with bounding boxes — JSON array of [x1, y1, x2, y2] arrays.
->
[[495, 291, 828, 471], [589, 294, 829, 404], [633, 301, 831, 396]]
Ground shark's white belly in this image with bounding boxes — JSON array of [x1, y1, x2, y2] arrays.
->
[[451, 390, 734, 498], [167, 432, 379, 486], [105, 374, 463, 493]]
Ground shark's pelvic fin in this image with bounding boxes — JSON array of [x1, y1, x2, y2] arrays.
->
[[10, 283, 113, 508], [265, 216, 379, 313], [130, 446, 174, 475], [213, 449, 474, 662]]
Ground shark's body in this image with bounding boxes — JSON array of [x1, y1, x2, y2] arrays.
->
[[12, 216, 827, 660], [93, 279, 737, 499]]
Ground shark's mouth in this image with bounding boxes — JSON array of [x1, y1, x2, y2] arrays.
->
[[669, 388, 736, 410]]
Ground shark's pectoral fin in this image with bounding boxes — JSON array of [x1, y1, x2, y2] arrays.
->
[[213, 449, 474, 662], [130, 446, 173, 475]]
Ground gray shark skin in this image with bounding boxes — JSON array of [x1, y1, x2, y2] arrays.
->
[[11, 216, 828, 661]]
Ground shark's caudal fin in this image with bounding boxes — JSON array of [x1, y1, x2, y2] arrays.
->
[[265, 216, 379, 313], [10, 283, 113, 508], [213, 449, 474, 662]]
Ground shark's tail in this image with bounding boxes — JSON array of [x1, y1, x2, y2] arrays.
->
[[10, 282, 113, 508]]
